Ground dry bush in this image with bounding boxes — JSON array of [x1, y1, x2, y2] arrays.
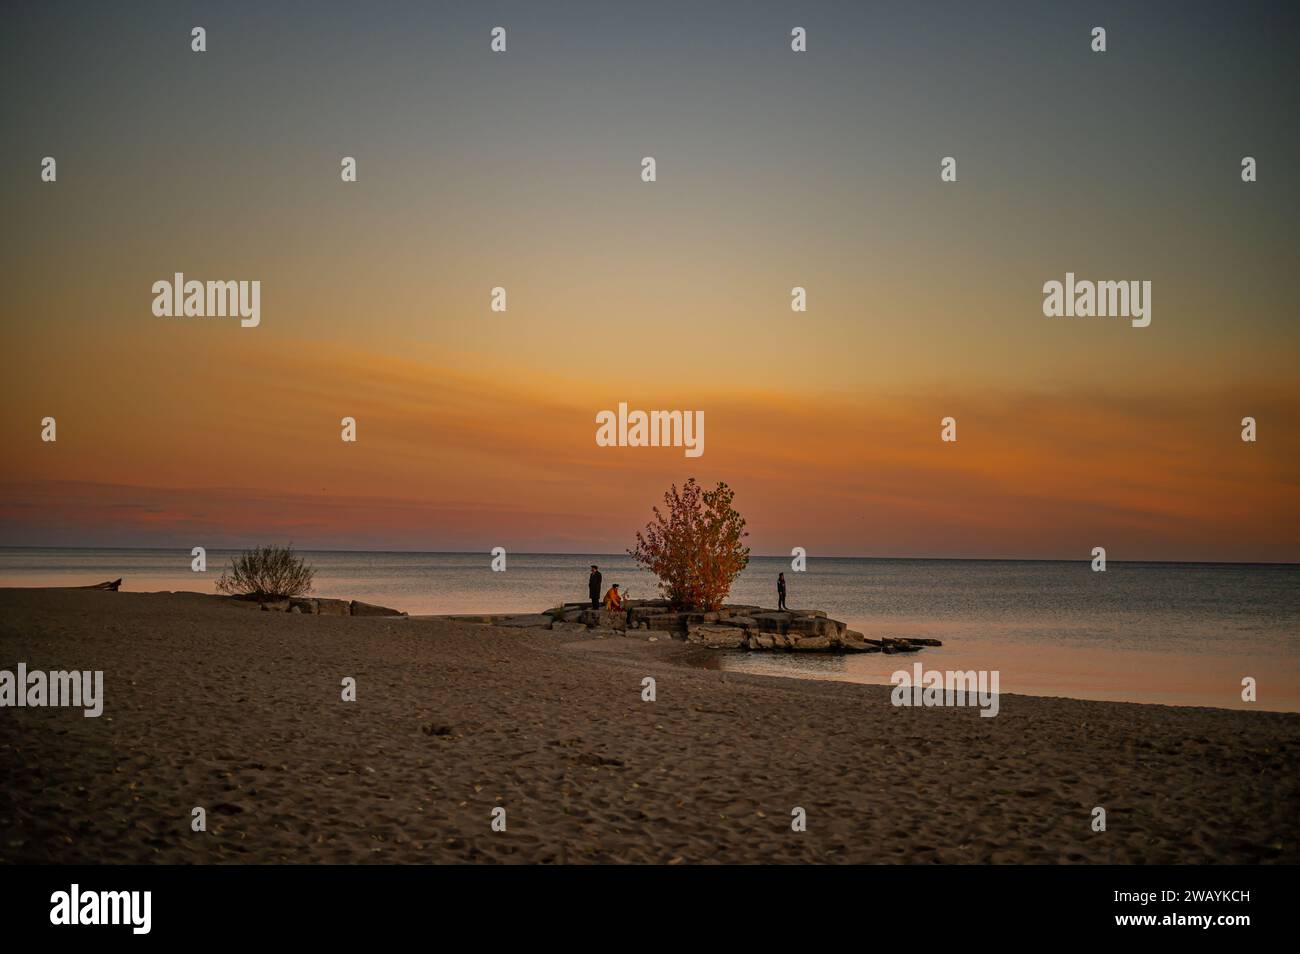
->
[[216, 544, 315, 600]]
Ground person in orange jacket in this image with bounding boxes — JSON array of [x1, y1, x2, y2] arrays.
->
[[602, 583, 623, 611]]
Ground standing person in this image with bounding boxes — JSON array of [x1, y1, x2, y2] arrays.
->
[[588, 565, 603, 609], [777, 572, 788, 611]]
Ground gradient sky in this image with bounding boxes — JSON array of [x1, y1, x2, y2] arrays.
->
[[2, 1, 1297, 560]]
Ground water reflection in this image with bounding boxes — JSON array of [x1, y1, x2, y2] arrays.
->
[[689, 648, 850, 682]]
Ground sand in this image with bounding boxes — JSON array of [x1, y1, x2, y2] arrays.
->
[[1, 587, 1296, 864]]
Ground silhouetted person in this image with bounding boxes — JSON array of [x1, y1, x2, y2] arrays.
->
[[777, 572, 788, 611], [589, 565, 602, 609]]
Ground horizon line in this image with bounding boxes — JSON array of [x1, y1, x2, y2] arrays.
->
[[0, 545, 1295, 568]]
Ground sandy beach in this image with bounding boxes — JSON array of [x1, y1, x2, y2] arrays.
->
[[1, 587, 1296, 865]]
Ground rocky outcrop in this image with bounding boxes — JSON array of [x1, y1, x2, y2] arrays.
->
[[685, 625, 748, 649], [457, 600, 941, 656], [349, 599, 405, 617], [689, 621, 884, 653], [258, 596, 406, 617], [578, 609, 629, 630]]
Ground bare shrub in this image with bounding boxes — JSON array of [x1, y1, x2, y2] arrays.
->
[[216, 544, 315, 601]]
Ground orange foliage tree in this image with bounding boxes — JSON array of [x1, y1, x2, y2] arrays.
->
[[628, 478, 750, 611]]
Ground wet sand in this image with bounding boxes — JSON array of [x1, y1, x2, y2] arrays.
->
[[1, 588, 1296, 864]]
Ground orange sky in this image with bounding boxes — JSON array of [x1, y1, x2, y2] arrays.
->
[[2, 3, 1297, 559], [2, 327, 1295, 560]]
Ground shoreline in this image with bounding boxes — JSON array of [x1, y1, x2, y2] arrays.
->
[[7, 584, 1288, 714], [2, 587, 1297, 864], [7, 582, 1289, 717]]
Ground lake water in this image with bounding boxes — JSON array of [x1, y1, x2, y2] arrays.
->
[[1, 549, 1295, 711]]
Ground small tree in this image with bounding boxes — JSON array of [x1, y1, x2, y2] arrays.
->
[[628, 478, 750, 611], [217, 544, 315, 601]]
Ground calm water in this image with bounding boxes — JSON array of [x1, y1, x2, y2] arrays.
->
[[2, 549, 1296, 711]]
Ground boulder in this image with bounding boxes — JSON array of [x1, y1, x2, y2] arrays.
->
[[289, 598, 319, 614], [316, 598, 351, 616], [642, 612, 689, 633], [260, 599, 290, 612], [349, 600, 407, 617], [718, 616, 758, 631], [579, 609, 627, 631], [628, 605, 668, 624], [786, 615, 821, 635], [838, 630, 875, 653], [787, 615, 844, 637], [882, 640, 922, 654], [687, 625, 748, 649], [750, 613, 791, 634], [550, 621, 588, 634], [791, 635, 833, 652]]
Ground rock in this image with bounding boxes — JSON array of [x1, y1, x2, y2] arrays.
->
[[791, 635, 833, 652], [626, 599, 669, 613], [882, 637, 923, 653], [316, 598, 351, 616], [579, 609, 627, 631], [685, 611, 721, 624], [350, 600, 406, 617], [289, 598, 319, 614], [492, 614, 555, 629], [718, 616, 758, 630], [687, 625, 747, 649], [642, 612, 688, 633], [260, 599, 290, 612], [838, 630, 874, 653], [750, 613, 791, 634], [788, 615, 844, 637], [529, 600, 925, 657]]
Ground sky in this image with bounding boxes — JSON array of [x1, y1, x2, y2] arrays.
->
[[1, 1, 1297, 560]]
